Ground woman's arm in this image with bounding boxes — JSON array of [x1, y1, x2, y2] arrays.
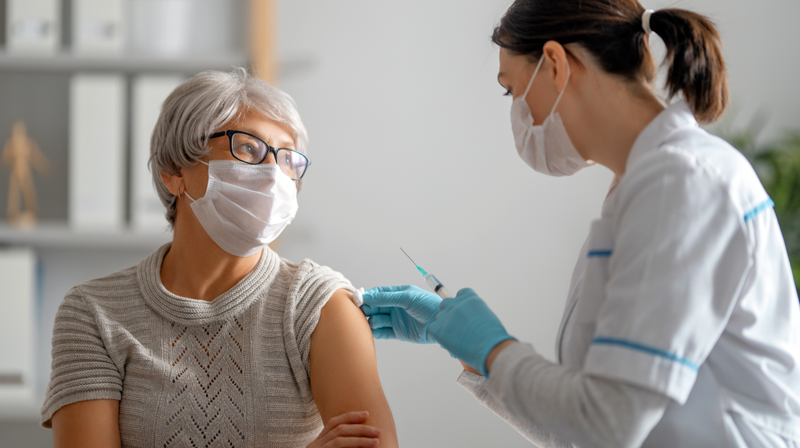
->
[[310, 289, 398, 448], [51, 399, 121, 448]]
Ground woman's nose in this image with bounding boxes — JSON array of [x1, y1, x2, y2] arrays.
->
[[264, 151, 277, 164]]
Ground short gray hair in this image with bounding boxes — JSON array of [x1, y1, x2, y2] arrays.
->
[[149, 68, 309, 227]]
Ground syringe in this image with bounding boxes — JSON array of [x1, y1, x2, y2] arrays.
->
[[400, 247, 454, 299]]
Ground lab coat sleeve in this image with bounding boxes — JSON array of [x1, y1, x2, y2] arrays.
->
[[583, 147, 753, 404], [485, 342, 670, 448], [457, 370, 576, 448]]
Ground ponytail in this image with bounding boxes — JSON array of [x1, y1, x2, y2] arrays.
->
[[492, 0, 729, 124], [648, 9, 728, 123]]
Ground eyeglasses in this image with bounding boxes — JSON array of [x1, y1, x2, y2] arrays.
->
[[208, 130, 311, 180]]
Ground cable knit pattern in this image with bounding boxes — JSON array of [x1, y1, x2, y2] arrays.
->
[[41, 243, 354, 448]]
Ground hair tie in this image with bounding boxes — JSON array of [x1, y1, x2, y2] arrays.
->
[[642, 9, 655, 34]]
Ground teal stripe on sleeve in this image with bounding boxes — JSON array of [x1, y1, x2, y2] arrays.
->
[[591, 337, 699, 371], [743, 198, 774, 222], [587, 250, 613, 257]]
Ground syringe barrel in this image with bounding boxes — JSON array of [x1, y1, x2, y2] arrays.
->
[[424, 274, 454, 299]]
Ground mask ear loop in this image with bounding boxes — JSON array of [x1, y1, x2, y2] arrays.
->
[[548, 57, 571, 117], [521, 56, 546, 101], [176, 186, 195, 202], [182, 159, 210, 202]]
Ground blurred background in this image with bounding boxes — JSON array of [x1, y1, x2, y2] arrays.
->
[[0, 0, 797, 446]]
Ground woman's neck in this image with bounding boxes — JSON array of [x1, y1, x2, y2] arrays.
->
[[160, 206, 261, 302], [570, 76, 665, 178]]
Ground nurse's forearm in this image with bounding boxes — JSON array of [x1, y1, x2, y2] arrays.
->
[[486, 343, 669, 448], [457, 372, 576, 448], [460, 360, 481, 375], [459, 339, 516, 376], [486, 339, 518, 372]]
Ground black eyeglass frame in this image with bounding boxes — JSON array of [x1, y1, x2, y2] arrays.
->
[[208, 130, 311, 180]]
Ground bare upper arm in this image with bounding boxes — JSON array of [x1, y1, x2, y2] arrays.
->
[[51, 399, 120, 448], [310, 288, 398, 447]]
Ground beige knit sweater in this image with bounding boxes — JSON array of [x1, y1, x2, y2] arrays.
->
[[41, 243, 355, 448]]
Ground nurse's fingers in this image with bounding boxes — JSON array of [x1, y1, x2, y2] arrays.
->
[[367, 315, 393, 330], [360, 305, 392, 316], [371, 328, 396, 339], [364, 285, 413, 294], [361, 291, 422, 308]]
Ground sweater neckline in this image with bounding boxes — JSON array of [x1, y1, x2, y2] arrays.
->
[[138, 243, 280, 326]]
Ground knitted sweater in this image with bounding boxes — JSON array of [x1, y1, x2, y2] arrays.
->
[[40, 243, 355, 448]]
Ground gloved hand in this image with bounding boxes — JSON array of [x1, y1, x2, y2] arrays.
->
[[428, 288, 514, 376], [361, 285, 442, 344]]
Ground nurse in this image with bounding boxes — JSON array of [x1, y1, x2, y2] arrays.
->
[[361, 1, 800, 446]]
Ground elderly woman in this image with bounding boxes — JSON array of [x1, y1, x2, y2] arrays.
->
[[40, 69, 397, 448]]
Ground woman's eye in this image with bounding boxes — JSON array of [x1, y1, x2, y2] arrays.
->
[[235, 144, 255, 155], [503, 89, 512, 97]]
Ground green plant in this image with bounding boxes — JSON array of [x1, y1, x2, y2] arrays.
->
[[718, 123, 800, 293]]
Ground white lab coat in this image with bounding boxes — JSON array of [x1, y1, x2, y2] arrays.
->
[[458, 102, 800, 447]]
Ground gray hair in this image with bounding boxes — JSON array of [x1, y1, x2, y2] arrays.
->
[[149, 68, 309, 227]]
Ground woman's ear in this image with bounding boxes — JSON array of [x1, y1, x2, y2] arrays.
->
[[160, 170, 185, 197], [542, 40, 570, 95]]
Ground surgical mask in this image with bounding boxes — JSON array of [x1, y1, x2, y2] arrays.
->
[[510, 56, 592, 176], [185, 160, 298, 257]]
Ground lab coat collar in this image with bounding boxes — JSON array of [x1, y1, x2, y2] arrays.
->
[[625, 101, 698, 173]]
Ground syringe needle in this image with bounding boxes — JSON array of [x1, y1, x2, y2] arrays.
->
[[399, 247, 418, 267], [399, 247, 452, 299], [400, 247, 429, 277]]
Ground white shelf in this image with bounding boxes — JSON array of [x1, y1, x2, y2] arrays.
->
[[0, 51, 250, 73], [0, 223, 172, 249]]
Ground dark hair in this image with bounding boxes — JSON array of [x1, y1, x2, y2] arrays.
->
[[492, 0, 728, 123]]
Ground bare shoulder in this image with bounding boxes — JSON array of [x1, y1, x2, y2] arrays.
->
[[51, 399, 120, 448], [312, 289, 377, 386], [316, 289, 369, 341], [310, 288, 398, 447]]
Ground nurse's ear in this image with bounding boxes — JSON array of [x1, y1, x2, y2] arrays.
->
[[542, 41, 572, 96]]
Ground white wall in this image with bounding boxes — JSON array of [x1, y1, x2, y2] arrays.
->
[[276, 0, 800, 446], [649, 0, 800, 140]]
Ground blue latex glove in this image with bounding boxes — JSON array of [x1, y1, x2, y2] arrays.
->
[[428, 288, 514, 376], [361, 285, 442, 344]]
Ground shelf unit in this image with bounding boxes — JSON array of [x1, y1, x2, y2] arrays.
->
[[0, 223, 171, 249], [0, 51, 250, 74], [0, 0, 277, 425]]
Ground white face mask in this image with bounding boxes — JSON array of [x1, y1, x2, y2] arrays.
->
[[510, 55, 592, 176], [185, 160, 298, 257]]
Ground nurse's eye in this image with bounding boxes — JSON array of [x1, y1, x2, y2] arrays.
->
[[503, 89, 512, 97]]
